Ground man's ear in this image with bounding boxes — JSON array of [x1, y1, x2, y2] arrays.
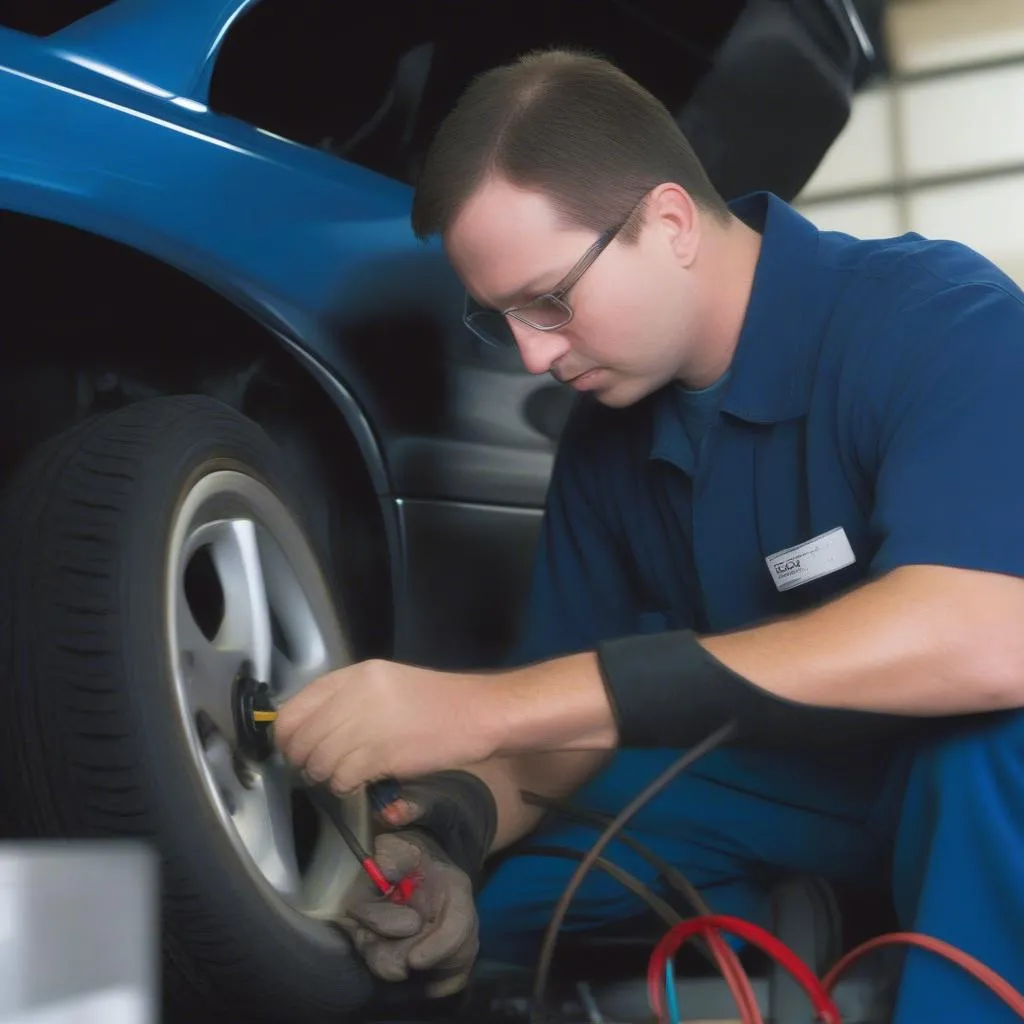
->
[[648, 183, 700, 268]]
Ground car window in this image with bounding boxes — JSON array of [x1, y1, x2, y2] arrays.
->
[[1, 0, 115, 36], [208, 0, 440, 184]]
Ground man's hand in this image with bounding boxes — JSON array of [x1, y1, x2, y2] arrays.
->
[[335, 773, 495, 998], [340, 831, 478, 999], [273, 660, 501, 794]]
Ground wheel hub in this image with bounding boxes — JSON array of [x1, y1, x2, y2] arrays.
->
[[234, 671, 275, 762]]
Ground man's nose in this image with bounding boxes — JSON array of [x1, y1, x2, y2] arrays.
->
[[509, 320, 571, 375]]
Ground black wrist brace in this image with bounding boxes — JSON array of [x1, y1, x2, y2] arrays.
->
[[597, 629, 915, 748], [402, 770, 497, 880]]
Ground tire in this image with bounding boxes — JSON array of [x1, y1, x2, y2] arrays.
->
[[0, 395, 376, 1023]]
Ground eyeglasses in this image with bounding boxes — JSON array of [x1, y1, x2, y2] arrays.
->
[[463, 204, 638, 349]]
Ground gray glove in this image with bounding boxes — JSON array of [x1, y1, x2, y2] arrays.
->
[[340, 830, 479, 999]]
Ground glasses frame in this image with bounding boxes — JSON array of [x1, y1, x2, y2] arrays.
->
[[463, 202, 640, 349]]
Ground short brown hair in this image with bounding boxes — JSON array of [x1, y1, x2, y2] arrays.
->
[[411, 48, 730, 242]]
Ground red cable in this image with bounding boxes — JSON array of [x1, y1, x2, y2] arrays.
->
[[701, 929, 764, 1024], [359, 859, 421, 903], [648, 915, 842, 1023], [647, 918, 1024, 1024], [822, 931, 1024, 1019]]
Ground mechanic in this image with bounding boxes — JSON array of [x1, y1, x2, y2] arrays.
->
[[275, 49, 1024, 1021]]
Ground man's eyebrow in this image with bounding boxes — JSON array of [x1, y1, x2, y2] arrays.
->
[[491, 267, 569, 309]]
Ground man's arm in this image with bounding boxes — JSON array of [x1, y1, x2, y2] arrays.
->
[[703, 564, 1024, 713], [274, 559, 1024, 794], [466, 750, 612, 852], [485, 563, 1024, 759]]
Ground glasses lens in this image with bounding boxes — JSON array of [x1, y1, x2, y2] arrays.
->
[[463, 293, 517, 347], [514, 295, 572, 330], [465, 309, 517, 348]]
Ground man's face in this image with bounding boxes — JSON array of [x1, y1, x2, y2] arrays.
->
[[445, 177, 702, 408]]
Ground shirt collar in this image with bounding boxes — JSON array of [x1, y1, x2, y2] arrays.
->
[[649, 192, 826, 465]]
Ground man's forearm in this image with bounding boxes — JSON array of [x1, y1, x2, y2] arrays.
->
[[703, 564, 1024, 713], [483, 565, 1024, 758], [467, 749, 610, 852]]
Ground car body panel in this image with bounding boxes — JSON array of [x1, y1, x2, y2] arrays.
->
[[50, 0, 263, 101], [0, 24, 435, 333]]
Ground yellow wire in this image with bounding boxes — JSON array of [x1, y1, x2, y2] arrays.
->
[[252, 710, 278, 723]]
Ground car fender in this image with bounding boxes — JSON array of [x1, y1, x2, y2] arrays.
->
[[0, 179, 393, 500]]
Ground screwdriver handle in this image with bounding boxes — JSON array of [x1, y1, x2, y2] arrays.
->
[[369, 777, 402, 814]]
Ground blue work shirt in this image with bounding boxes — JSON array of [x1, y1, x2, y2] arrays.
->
[[512, 191, 1024, 668]]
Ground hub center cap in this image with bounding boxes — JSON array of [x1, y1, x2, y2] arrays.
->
[[234, 671, 275, 762]]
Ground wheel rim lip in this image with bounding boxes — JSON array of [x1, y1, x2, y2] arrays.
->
[[165, 467, 369, 919]]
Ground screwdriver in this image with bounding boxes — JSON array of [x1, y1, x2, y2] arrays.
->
[[305, 783, 419, 903], [251, 708, 417, 902]]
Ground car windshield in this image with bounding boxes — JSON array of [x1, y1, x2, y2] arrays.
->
[[1, 1, 116, 37]]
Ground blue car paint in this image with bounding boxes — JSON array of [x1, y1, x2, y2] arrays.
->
[[51, 0, 265, 101], [0, 2, 465, 498]]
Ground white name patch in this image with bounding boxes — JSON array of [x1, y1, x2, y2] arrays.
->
[[766, 527, 856, 592]]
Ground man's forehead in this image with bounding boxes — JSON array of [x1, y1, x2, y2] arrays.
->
[[446, 178, 590, 302], [450, 181, 559, 253]]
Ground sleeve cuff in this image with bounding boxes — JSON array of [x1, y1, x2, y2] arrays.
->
[[596, 629, 918, 748]]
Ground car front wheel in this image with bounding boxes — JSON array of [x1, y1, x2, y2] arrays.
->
[[0, 395, 376, 1022]]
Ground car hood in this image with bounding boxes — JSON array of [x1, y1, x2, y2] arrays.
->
[[50, 0, 263, 101]]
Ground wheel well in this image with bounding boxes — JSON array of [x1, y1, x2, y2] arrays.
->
[[0, 211, 393, 658]]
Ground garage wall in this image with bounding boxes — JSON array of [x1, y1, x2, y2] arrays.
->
[[796, 0, 1024, 284]]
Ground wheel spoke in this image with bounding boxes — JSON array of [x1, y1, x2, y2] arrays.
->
[[258, 536, 335, 699], [176, 589, 241, 742], [210, 519, 273, 684], [204, 733, 248, 819], [271, 645, 331, 703], [235, 758, 302, 899]]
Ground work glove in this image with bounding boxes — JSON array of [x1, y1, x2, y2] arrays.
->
[[338, 771, 498, 999], [340, 830, 478, 998]]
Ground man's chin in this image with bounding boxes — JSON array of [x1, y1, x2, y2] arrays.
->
[[592, 378, 653, 409]]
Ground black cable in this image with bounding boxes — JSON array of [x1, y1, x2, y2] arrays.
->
[[518, 844, 683, 930], [519, 789, 719, 973], [530, 721, 738, 1018], [519, 790, 714, 918]]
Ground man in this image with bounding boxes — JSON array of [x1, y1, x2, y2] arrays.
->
[[275, 49, 1024, 1021]]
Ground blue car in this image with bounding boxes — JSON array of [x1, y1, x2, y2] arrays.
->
[[0, 1, 880, 1020]]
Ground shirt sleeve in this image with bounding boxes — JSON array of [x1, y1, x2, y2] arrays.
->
[[505, 402, 641, 666], [859, 280, 1024, 579]]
